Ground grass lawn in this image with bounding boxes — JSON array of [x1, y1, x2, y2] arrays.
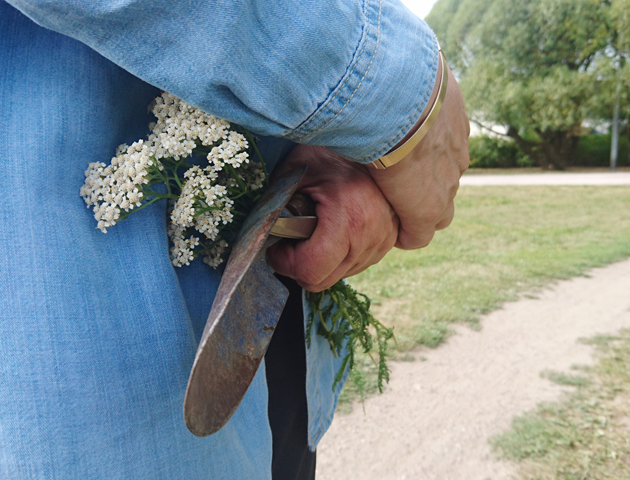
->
[[333, 185, 630, 408], [339, 185, 630, 448], [490, 330, 630, 479], [349, 186, 630, 353], [340, 186, 630, 404]]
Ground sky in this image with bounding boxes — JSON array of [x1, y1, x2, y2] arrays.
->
[[400, 0, 439, 19]]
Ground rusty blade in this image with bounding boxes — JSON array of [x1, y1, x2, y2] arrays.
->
[[183, 165, 308, 437]]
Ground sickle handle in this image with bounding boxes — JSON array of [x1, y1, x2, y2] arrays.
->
[[284, 193, 316, 216], [270, 193, 317, 239]]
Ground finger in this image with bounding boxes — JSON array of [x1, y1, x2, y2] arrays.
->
[[267, 211, 351, 288], [308, 218, 398, 291], [301, 254, 366, 292], [395, 226, 435, 250], [290, 231, 366, 292], [344, 221, 398, 277], [268, 238, 348, 289], [343, 250, 384, 278], [307, 252, 366, 292], [395, 198, 455, 249], [435, 201, 455, 231], [394, 167, 459, 249]]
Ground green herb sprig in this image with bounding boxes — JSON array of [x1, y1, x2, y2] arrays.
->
[[306, 282, 395, 396], [82, 91, 395, 397]]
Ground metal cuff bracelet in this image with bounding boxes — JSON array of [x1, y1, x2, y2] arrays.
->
[[371, 50, 449, 170]]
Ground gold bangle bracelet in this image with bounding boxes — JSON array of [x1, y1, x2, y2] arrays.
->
[[371, 50, 449, 170]]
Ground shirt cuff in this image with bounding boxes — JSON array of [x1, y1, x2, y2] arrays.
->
[[10, 0, 439, 165], [285, 0, 440, 164]]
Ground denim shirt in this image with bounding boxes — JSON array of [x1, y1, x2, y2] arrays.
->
[[0, 1, 438, 478]]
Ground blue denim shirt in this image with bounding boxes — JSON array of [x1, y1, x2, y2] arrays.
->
[[0, 1, 438, 478]]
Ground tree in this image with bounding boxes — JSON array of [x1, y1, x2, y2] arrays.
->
[[589, 0, 630, 168], [616, 0, 630, 165], [427, 0, 612, 169]]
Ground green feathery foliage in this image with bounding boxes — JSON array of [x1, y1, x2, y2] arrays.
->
[[305, 282, 395, 396]]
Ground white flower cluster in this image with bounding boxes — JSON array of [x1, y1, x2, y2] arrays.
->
[[208, 131, 250, 169], [80, 139, 156, 233], [81, 92, 234, 233], [150, 92, 232, 159], [202, 239, 230, 269], [82, 91, 267, 269], [237, 161, 266, 192], [168, 165, 235, 267]]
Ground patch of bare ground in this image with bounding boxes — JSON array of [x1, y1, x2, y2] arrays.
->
[[316, 258, 630, 480]]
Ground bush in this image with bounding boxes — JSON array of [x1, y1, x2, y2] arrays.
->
[[470, 132, 629, 168], [468, 136, 534, 168], [573, 133, 629, 167]]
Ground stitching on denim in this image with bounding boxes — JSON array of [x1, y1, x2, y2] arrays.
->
[[355, 34, 440, 163], [309, 344, 351, 447], [308, 297, 351, 447], [304, 290, 324, 447], [308, 349, 323, 447], [311, 349, 351, 446], [291, 0, 373, 138], [296, 0, 383, 142]]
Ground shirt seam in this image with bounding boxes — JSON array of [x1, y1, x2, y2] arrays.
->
[[291, 0, 372, 138], [294, 0, 382, 143], [304, 289, 324, 447], [353, 34, 440, 163]]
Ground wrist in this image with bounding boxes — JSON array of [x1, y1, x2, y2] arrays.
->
[[370, 50, 448, 170], [389, 53, 443, 152]]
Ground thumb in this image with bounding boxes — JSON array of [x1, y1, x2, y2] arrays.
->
[[267, 240, 300, 280]]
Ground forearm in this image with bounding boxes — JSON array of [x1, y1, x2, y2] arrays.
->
[[369, 66, 470, 249], [7, 0, 440, 163]]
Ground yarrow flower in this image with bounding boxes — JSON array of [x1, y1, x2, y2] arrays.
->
[[81, 92, 267, 267], [80, 138, 155, 233], [80, 92, 394, 397], [167, 165, 237, 266]]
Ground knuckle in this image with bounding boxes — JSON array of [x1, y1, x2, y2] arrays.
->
[[300, 279, 333, 293], [345, 199, 368, 234], [295, 266, 325, 288], [397, 229, 435, 250], [416, 233, 434, 248], [445, 166, 462, 193], [435, 214, 454, 231], [300, 283, 324, 293], [419, 205, 444, 226], [460, 151, 471, 172]]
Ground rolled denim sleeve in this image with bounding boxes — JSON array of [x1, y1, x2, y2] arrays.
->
[[8, 0, 439, 163]]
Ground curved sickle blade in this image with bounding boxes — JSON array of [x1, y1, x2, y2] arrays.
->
[[184, 166, 307, 437]]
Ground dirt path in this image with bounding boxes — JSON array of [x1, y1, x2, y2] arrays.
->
[[460, 171, 630, 186], [316, 258, 630, 480]]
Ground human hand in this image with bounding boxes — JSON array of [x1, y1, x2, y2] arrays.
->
[[267, 145, 399, 292], [370, 66, 470, 250]]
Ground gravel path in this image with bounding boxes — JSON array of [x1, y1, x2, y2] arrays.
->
[[460, 171, 630, 186], [316, 258, 630, 480]]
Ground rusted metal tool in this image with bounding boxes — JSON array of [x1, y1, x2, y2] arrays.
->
[[183, 166, 316, 437]]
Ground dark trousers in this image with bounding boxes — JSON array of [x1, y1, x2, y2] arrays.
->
[[265, 276, 317, 480]]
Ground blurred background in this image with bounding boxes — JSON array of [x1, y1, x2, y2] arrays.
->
[[317, 1, 630, 478], [404, 0, 440, 18], [414, 0, 629, 171]]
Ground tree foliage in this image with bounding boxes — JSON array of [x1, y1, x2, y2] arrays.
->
[[589, 0, 630, 161], [427, 0, 627, 169]]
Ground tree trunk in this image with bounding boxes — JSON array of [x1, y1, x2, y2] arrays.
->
[[536, 130, 580, 170], [610, 97, 620, 171], [506, 126, 539, 164], [506, 126, 580, 170]]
